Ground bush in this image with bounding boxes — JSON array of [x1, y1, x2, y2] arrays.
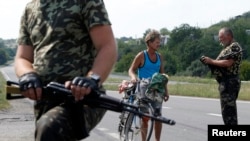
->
[[240, 60, 250, 81]]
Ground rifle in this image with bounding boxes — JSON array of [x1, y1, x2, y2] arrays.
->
[[5, 80, 176, 125], [6, 80, 175, 139], [200, 50, 243, 75]]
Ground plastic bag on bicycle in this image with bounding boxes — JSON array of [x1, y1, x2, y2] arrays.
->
[[118, 80, 136, 99], [145, 72, 169, 103]]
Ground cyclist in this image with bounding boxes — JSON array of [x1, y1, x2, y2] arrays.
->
[[14, 0, 117, 140], [128, 29, 169, 141]]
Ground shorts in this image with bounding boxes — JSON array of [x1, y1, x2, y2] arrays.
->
[[139, 99, 162, 116]]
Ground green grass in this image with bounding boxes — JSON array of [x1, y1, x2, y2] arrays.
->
[[237, 82, 250, 100], [1, 73, 249, 110], [0, 72, 10, 109], [104, 75, 250, 101], [169, 75, 216, 84]]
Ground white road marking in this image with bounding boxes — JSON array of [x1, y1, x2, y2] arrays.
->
[[162, 106, 171, 109], [95, 127, 119, 140], [207, 113, 221, 117], [97, 127, 108, 131], [107, 132, 119, 140]]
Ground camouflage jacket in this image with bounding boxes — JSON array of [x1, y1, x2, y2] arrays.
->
[[213, 42, 242, 78], [17, 0, 111, 84]]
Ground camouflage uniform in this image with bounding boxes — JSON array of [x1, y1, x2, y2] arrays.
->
[[213, 42, 242, 125], [18, 0, 110, 140]]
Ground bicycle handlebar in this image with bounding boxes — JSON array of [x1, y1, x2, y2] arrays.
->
[[5, 80, 176, 125]]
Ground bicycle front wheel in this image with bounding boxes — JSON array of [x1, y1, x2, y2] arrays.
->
[[122, 103, 154, 141], [119, 111, 129, 141]]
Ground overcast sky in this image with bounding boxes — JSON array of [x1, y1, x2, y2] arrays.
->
[[0, 0, 249, 39]]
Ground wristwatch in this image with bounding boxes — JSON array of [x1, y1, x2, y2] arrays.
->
[[89, 73, 101, 86]]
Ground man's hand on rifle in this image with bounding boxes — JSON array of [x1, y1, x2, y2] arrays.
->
[[18, 72, 43, 100]]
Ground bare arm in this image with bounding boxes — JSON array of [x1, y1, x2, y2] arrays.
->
[[128, 52, 143, 82], [87, 24, 118, 84], [202, 57, 234, 67], [14, 44, 35, 77], [14, 44, 42, 100], [68, 24, 117, 101]]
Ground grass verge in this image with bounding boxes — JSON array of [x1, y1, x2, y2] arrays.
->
[[0, 72, 10, 109], [1, 73, 249, 110], [103, 75, 250, 101]]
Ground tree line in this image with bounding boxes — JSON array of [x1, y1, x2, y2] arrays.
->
[[115, 11, 250, 80], [0, 39, 16, 65], [1, 11, 250, 80]]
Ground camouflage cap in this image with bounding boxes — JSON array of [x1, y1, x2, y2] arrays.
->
[[145, 29, 161, 43]]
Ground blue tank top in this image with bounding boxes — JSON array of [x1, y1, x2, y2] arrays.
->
[[138, 50, 161, 79]]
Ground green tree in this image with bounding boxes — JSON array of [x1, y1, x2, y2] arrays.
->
[[0, 48, 8, 65], [240, 60, 250, 81], [159, 50, 178, 75], [113, 11, 250, 77], [166, 24, 203, 73], [160, 28, 171, 35], [114, 53, 135, 73]]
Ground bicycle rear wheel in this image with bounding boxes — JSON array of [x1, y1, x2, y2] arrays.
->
[[122, 102, 154, 141]]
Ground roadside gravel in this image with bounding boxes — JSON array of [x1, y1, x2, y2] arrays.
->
[[0, 98, 35, 141]]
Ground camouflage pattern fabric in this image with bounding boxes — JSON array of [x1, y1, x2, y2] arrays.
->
[[145, 72, 168, 103], [218, 76, 240, 125], [213, 42, 242, 78], [17, 0, 110, 140], [214, 42, 242, 125], [18, 0, 111, 85], [35, 101, 106, 140]]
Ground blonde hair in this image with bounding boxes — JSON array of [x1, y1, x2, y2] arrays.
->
[[144, 29, 161, 44]]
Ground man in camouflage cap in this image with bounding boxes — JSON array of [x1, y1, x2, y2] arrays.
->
[[14, 0, 117, 140], [200, 27, 242, 125]]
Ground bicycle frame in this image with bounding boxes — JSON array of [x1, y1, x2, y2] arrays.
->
[[118, 81, 172, 141]]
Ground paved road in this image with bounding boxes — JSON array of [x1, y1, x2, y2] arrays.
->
[[0, 98, 35, 141], [1, 65, 250, 141]]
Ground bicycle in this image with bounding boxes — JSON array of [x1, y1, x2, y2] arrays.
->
[[5, 80, 175, 140], [118, 81, 150, 141], [118, 81, 174, 141]]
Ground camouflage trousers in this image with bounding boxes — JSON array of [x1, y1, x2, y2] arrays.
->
[[33, 100, 106, 141], [217, 76, 241, 125]]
